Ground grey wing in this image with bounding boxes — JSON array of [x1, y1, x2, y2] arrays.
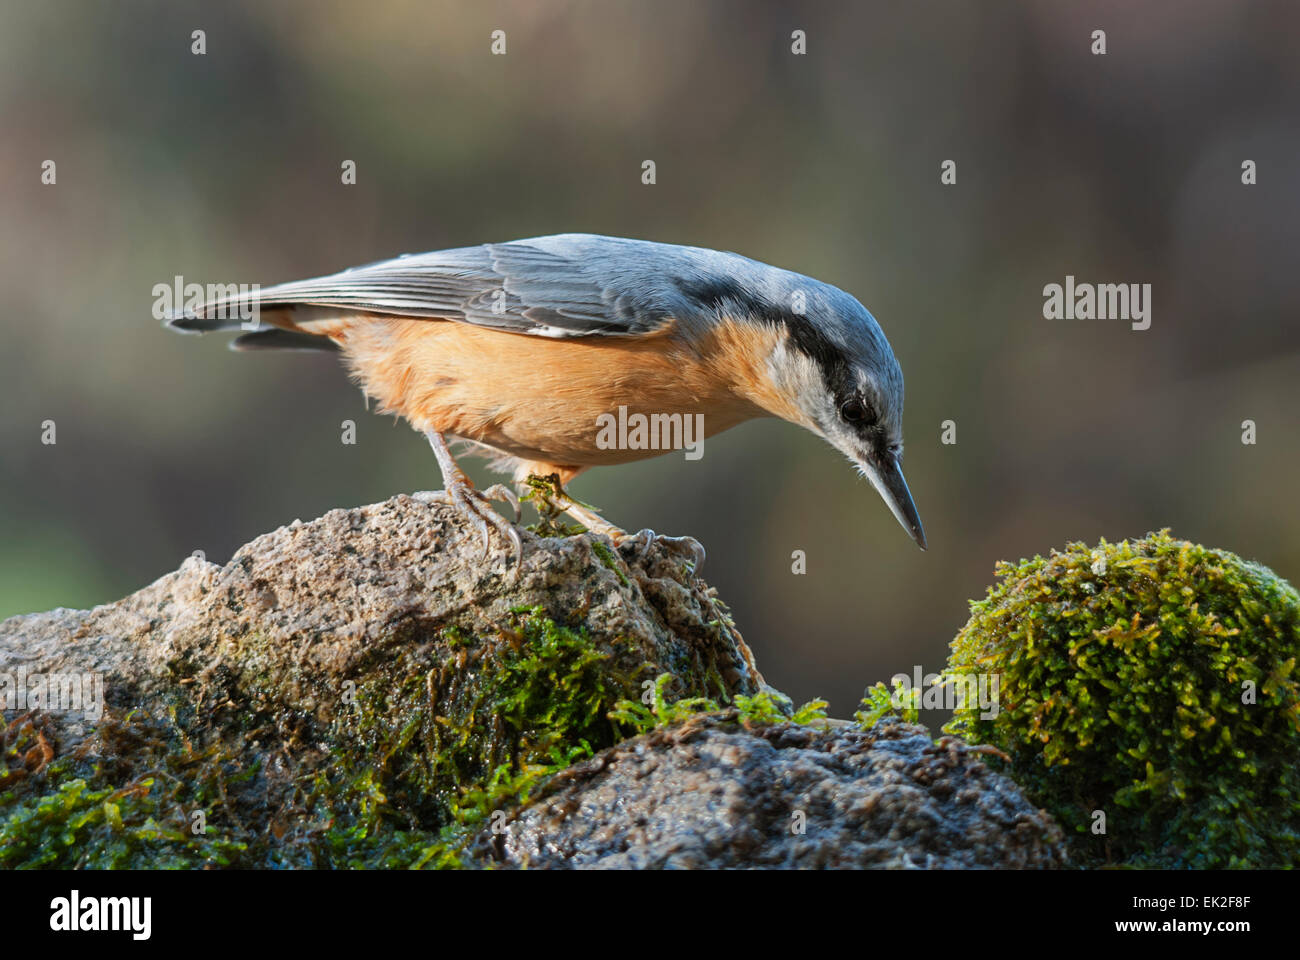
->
[[168, 235, 683, 339]]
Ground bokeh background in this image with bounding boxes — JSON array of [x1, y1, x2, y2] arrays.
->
[[2, 0, 1298, 721]]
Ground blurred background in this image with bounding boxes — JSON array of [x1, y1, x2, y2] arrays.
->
[[2, 0, 1298, 722]]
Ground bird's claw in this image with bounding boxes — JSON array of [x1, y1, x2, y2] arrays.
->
[[511, 470, 703, 576], [445, 479, 523, 569], [481, 483, 521, 523], [618, 528, 706, 575]]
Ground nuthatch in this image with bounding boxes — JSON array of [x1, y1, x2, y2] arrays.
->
[[168, 234, 925, 564]]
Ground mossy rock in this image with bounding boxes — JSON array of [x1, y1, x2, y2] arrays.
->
[[1, 607, 754, 869], [0, 496, 768, 868], [0, 494, 1072, 870], [946, 531, 1300, 868]]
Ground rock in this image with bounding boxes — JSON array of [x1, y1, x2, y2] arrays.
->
[[0, 495, 767, 867], [0, 493, 1065, 869], [477, 715, 1067, 869], [0, 494, 765, 753]]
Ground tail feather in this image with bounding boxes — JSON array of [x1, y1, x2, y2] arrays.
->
[[164, 309, 234, 333], [165, 297, 342, 355], [163, 267, 307, 329], [165, 304, 273, 333], [165, 297, 348, 345], [229, 329, 340, 352]]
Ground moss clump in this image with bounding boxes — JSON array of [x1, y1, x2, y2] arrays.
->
[[946, 531, 1300, 868], [855, 679, 921, 727], [520, 474, 588, 538], [0, 711, 250, 869], [312, 606, 662, 866], [609, 672, 826, 734]]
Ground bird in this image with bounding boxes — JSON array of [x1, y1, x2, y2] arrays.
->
[[166, 233, 925, 567]]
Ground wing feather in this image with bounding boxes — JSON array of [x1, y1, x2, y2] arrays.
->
[[170, 235, 686, 339]]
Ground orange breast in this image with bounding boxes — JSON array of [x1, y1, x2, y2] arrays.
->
[[324, 315, 789, 467]]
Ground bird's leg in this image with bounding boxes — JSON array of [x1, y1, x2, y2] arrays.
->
[[425, 430, 522, 565], [546, 485, 627, 540], [528, 474, 705, 574]]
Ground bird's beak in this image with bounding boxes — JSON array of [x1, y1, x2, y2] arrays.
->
[[862, 454, 927, 550]]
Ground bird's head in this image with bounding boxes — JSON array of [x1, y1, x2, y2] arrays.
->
[[679, 265, 926, 550], [773, 293, 925, 550]]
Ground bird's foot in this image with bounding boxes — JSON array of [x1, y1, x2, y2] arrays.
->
[[520, 473, 703, 575], [420, 479, 522, 567], [617, 528, 706, 575], [520, 474, 589, 537], [424, 429, 522, 569], [459, 479, 521, 564], [524, 474, 622, 539]]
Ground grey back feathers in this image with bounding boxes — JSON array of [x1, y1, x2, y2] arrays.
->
[[166, 233, 899, 398]]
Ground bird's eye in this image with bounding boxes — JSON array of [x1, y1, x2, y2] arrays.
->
[[839, 397, 870, 423]]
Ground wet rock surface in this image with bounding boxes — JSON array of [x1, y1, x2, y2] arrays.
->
[[478, 714, 1067, 869]]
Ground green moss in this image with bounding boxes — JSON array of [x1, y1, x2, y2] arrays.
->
[[855, 678, 921, 727], [3, 603, 802, 869], [0, 711, 250, 869], [292, 613, 809, 867], [590, 539, 629, 586], [945, 531, 1300, 868], [520, 474, 588, 538], [1, 608, 661, 869], [0, 774, 248, 869], [609, 673, 826, 734], [608, 673, 723, 733], [301, 606, 662, 866]]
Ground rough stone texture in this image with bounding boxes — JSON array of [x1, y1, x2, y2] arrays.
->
[[0, 493, 764, 751], [0, 494, 1067, 869], [480, 715, 1068, 869]]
